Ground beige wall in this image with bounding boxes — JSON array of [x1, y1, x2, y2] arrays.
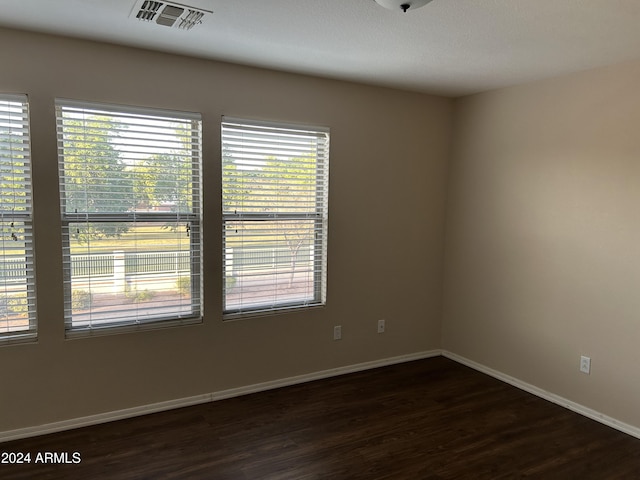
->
[[443, 59, 640, 427], [7, 22, 640, 439], [0, 27, 451, 432]]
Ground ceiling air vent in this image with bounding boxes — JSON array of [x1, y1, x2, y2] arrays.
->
[[131, 0, 212, 30]]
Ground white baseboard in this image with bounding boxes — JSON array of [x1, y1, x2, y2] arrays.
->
[[211, 350, 441, 401], [1, 393, 214, 444], [0, 350, 441, 443], [442, 351, 640, 441], [8, 350, 635, 445]]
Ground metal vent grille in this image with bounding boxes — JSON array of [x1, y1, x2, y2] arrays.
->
[[136, 1, 162, 21], [179, 9, 205, 30], [131, 0, 211, 30]]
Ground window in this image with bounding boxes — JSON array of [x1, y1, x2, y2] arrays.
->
[[0, 94, 36, 343], [222, 117, 329, 317], [56, 100, 202, 334]]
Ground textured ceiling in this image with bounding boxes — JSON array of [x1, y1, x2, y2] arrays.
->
[[1, 0, 640, 96]]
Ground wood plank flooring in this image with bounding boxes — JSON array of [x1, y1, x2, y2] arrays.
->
[[2, 356, 640, 479]]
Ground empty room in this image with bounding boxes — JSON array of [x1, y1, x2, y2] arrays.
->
[[2, 0, 640, 478]]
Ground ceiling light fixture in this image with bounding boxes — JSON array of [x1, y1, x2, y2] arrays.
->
[[373, 0, 433, 13]]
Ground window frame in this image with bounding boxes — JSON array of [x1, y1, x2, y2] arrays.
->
[[56, 99, 203, 336], [0, 93, 36, 344], [221, 117, 329, 319]]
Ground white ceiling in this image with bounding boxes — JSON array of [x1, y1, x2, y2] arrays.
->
[[1, 0, 640, 97]]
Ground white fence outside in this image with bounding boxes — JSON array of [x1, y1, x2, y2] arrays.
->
[[1, 250, 192, 295], [1, 246, 310, 293]]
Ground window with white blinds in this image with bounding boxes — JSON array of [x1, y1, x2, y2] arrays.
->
[[0, 94, 36, 343], [222, 117, 329, 317], [56, 100, 202, 334]]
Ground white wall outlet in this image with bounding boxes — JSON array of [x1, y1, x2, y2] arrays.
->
[[333, 325, 342, 341], [580, 355, 591, 374], [377, 319, 385, 334]]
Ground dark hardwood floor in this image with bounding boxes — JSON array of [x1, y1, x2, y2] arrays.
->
[[2, 356, 640, 479]]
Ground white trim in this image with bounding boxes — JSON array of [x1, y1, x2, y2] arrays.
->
[[0, 350, 440, 443], [442, 351, 640, 441], [0, 394, 213, 444], [211, 350, 441, 401], [5, 350, 639, 444]]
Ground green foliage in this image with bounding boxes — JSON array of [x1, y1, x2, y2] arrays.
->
[[61, 114, 198, 244], [176, 276, 191, 296], [72, 222, 130, 245], [262, 156, 316, 256], [61, 116, 132, 212], [6, 293, 28, 315], [225, 275, 237, 291], [72, 289, 93, 310], [222, 154, 317, 214], [223, 153, 319, 283], [60, 115, 132, 242], [125, 286, 155, 303], [0, 131, 30, 213], [222, 161, 258, 213], [262, 155, 317, 211], [131, 154, 193, 211]]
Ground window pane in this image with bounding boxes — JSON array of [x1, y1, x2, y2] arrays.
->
[[0, 220, 35, 335], [0, 94, 36, 342], [66, 221, 197, 328], [58, 105, 199, 214], [222, 118, 329, 317], [57, 100, 202, 334], [223, 146, 322, 214], [224, 219, 319, 311]]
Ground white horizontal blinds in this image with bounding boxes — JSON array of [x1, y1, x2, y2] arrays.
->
[[0, 94, 36, 342], [56, 100, 202, 333], [222, 118, 329, 316]]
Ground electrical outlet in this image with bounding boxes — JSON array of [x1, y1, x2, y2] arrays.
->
[[377, 319, 385, 334], [580, 355, 591, 374], [333, 325, 342, 341]]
